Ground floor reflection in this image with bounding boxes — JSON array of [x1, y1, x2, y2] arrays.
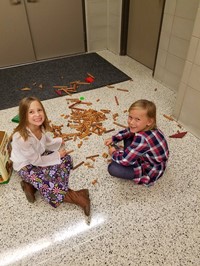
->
[[1, 215, 105, 266]]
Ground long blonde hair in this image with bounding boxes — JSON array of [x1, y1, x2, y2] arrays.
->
[[128, 99, 157, 130], [12, 96, 51, 140]]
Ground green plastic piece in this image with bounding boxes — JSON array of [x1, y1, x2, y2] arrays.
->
[[79, 96, 85, 101], [11, 114, 20, 123], [0, 178, 10, 185]]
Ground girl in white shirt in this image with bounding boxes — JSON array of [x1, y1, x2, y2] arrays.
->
[[10, 96, 90, 216]]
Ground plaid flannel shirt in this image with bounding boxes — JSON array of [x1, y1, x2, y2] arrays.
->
[[112, 128, 169, 185]]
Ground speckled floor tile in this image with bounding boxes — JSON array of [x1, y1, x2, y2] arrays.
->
[[0, 50, 199, 266]]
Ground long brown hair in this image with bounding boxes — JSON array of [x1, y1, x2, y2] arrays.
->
[[128, 99, 157, 130], [12, 96, 51, 140]]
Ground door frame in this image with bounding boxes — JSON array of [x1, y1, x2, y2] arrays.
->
[[120, 0, 166, 75], [120, 0, 130, 56], [82, 0, 88, 52]]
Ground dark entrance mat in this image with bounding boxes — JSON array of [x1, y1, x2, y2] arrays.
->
[[0, 53, 131, 110]]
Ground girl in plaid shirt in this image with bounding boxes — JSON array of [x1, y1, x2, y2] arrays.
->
[[104, 99, 169, 186]]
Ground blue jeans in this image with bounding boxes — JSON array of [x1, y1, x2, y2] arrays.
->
[[108, 137, 135, 180]]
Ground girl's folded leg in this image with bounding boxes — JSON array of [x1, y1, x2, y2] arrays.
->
[[108, 161, 134, 180]]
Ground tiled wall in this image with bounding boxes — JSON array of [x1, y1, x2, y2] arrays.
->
[[154, 0, 199, 92], [85, 0, 200, 138], [174, 1, 200, 138], [107, 0, 122, 54], [85, 0, 121, 54]]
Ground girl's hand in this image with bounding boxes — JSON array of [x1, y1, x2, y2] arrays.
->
[[108, 146, 116, 156], [59, 149, 67, 158], [104, 138, 113, 146]]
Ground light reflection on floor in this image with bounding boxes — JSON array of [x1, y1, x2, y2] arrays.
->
[[1, 215, 105, 266]]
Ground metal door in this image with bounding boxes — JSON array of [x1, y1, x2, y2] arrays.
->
[[0, 0, 85, 68], [127, 0, 164, 69], [25, 0, 85, 60], [0, 0, 35, 68]]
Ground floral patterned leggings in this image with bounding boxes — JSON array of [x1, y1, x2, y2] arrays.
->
[[18, 154, 73, 208]]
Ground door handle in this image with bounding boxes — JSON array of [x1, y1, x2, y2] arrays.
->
[[10, 0, 21, 4]]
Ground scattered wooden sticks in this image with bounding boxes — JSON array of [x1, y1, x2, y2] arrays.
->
[[68, 100, 82, 109], [87, 72, 95, 79], [73, 161, 84, 170], [102, 152, 108, 158], [53, 79, 92, 95], [66, 98, 80, 102], [20, 87, 31, 91], [163, 114, 174, 121], [117, 88, 129, 92], [107, 85, 115, 88], [70, 80, 80, 85], [113, 113, 119, 120], [113, 122, 127, 128], [50, 123, 80, 140], [77, 141, 83, 148], [86, 154, 99, 160], [115, 96, 119, 105], [53, 85, 77, 96], [50, 124, 63, 137], [100, 109, 111, 114], [53, 86, 68, 89], [92, 179, 98, 185], [104, 128, 115, 134], [77, 81, 90, 85], [67, 108, 107, 139], [38, 84, 43, 89], [68, 100, 92, 109], [84, 162, 94, 168]]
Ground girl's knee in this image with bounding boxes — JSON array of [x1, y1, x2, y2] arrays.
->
[[108, 162, 134, 180], [108, 163, 118, 177]]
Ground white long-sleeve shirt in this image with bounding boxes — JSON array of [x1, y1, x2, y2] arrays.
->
[[10, 129, 62, 171]]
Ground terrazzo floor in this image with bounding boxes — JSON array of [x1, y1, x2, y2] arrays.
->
[[0, 50, 199, 266]]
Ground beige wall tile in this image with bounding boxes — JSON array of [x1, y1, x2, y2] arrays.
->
[[108, 0, 121, 13], [193, 8, 200, 37], [156, 0, 200, 136], [162, 14, 174, 34], [159, 31, 171, 50], [168, 36, 189, 59], [88, 17, 107, 28], [107, 0, 121, 53], [172, 17, 195, 40], [175, 0, 199, 20], [163, 70, 181, 91], [85, 0, 108, 51], [87, 0, 107, 14], [88, 39, 107, 52], [187, 36, 199, 62], [156, 49, 167, 67], [86, 0, 121, 53], [165, 54, 185, 76], [194, 39, 200, 65], [173, 82, 187, 118], [188, 64, 200, 91], [89, 28, 108, 41], [181, 61, 193, 84], [154, 66, 165, 81], [179, 86, 200, 137], [164, 0, 176, 15]]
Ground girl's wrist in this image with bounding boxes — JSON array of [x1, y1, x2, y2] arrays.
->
[[109, 147, 116, 155]]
